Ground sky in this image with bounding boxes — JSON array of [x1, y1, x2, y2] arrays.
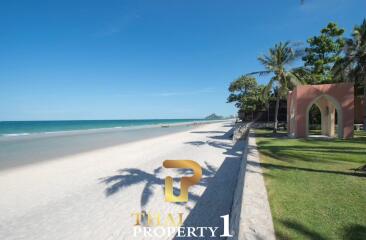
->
[[0, 0, 365, 120]]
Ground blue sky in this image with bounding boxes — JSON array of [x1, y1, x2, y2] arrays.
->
[[0, 0, 365, 120]]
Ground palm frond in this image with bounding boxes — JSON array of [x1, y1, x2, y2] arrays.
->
[[264, 77, 276, 95], [245, 70, 272, 76], [287, 72, 304, 86]]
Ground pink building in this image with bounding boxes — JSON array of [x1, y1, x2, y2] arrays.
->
[[355, 96, 365, 124], [287, 83, 355, 139]]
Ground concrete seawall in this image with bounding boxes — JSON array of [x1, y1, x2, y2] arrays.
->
[[229, 126, 276, 240]]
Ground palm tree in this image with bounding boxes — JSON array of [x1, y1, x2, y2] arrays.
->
[[248, 42, 302, 133], [333, 19, 366, 130]]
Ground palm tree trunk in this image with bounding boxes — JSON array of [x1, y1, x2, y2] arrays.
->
[[274, 95, 280, 133]]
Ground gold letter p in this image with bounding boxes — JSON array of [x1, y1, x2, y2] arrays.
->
[[163, 160, 202, 202]]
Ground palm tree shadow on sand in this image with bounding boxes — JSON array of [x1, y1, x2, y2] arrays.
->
[[172, 139, 245, 239], [99, 162, 217, 211], [99, 127, 246, 238]]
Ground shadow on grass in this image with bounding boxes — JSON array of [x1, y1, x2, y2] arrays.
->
[[257, 145, 366, 164], [254, 130, 288, 139], [256, 129, 366, 144], [277, 220, 327, 240], [342, 224, 366, 240], [250, 160, 366, 178], [277, 221, 366, 240], [349, 137, 366, 144], [255, 130, 366, 164], [256, 146, 337, 164]]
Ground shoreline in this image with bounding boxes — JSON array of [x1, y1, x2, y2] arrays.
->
[[0, 120, 232, 171], [0, 119, 228, 139]]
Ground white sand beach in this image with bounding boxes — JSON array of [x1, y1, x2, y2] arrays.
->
[[0, 121, 245, 240]]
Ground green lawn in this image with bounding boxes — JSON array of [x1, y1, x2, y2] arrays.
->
[[255, 129, 366, 240]]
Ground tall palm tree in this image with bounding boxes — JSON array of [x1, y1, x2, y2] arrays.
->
[[333, 19, 366, 130], [248, 42, 302, 132]]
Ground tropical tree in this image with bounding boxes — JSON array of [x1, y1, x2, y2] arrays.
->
[[227, 76, 267, 121], [333, 19, 366, 130], [248, 42, 302, 132], [302, 22, 345, 84], [227, 75, 257, 109]]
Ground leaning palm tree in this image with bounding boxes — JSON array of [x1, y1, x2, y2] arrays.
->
[[333, 19, 366, 131], [247, 42, 302, 133]]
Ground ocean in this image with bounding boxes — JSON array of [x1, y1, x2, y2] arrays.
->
[[0, 119, 219, 170], [0, 119, 206, 136]]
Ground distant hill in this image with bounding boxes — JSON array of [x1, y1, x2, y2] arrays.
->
[[205, 113, 224, 120]]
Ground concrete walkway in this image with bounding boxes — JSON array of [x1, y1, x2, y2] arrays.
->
[[236, 130, 276, 240]]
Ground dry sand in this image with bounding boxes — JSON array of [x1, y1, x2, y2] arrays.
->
[[0, 121, 245, 240]]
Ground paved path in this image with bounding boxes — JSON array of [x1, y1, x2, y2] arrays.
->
[[0, 121, 245, 240], [237, 131, 275, 240]]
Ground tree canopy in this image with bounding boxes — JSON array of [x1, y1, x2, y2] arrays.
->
[[302, 22, 345, 84], [228, 19, 366, 130], [227, 76, 267, 119]]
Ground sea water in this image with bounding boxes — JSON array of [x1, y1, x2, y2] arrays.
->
[[0, 119, 215, 170], [0, 119, 206, 136]]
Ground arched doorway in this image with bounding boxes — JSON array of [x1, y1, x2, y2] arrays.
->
[[308, 104, 322, 136], [287, 83, 354, 139], [305, 95, 343, 138]]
